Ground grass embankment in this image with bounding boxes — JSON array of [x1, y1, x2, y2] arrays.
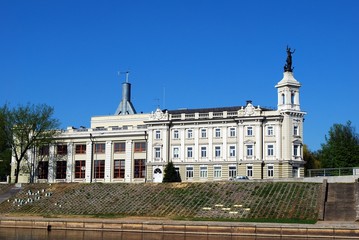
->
[[0, 182, 321, 224]]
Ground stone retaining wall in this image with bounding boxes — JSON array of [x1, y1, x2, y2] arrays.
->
[[1, 218, 359, 239]]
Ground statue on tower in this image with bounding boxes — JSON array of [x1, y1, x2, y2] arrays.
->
[[284, 45, 295, 72]]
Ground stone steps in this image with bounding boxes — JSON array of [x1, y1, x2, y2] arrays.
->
[[324, 183, 356, 221]]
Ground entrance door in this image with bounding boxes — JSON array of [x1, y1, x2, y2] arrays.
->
[[292, 166, 299, 178], [153, 166, 163, 183]]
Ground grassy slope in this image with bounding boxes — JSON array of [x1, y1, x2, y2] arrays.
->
[[0, 182, 321, 223]]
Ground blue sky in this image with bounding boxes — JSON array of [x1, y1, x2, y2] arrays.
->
[[1, 0, 358, 151]]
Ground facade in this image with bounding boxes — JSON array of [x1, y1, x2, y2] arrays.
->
[[11, 58, 306, 183]]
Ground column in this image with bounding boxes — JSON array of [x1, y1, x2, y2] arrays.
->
[[125, 140, 132, 183], [255, 122, 262, 160], [66, 142, 73, 183], [85, 141, 93, 183], [48, 144, 56, 183], [105, 141, 112, 182]]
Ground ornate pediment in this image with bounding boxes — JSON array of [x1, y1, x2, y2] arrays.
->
[[149, 108, 169, 121]]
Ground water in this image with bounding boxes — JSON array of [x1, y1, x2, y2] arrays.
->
[[0, 228, 338, 240]]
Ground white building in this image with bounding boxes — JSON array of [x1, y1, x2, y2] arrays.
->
[[12, 55, 306, 183]]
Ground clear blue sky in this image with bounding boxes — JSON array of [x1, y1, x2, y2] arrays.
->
[[1, 0, 358, 151]]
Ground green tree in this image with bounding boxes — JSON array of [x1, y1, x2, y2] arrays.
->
[[163, 161, 181, 182], [0, 110, 11, 181], [319, 121, 359, 168], [0, 103, 60, 183], [303, 144, 321, 175]]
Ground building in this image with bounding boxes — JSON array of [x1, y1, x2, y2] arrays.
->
[[12, 52, 306, 183]]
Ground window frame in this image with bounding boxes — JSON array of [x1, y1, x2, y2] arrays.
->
[[75, 160, 86, 179], [201, 146, 207, 158], [213, 165, 222, 178], [113, 159, 125, 178], [229, 145, 236, 157], [56, 160, 67, 179], [247, 126, 253, 136], [200, 165, 208, 178], [186, 166, 194, 179], [94, 143, 106, 154], [246, 165, 253, 177], [228, 165, 237, 178], [114, 142, 126, 153], [134, 159, 145, 178], [229, 127, 236, 137], [134, 142, 146, 152]]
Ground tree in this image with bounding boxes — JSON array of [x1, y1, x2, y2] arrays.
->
[[319, 121, 359, 168], [163, 161, 181, 182], [0, 103, 60, 183], [303, 144, 321, 174], [0, 110, 11, 181]]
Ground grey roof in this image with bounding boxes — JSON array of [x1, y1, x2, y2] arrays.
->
[[167, 105, 273, 114]]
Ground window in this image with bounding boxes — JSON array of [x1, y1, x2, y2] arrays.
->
[[187, 147, 193, 158], [246, 145, 253, 156], [134, 159, 145, 178], [173, 130, 179, 139], [293, 145, 300, 156], [215, 146, 221, 158], [214, 165, 222, 178], [201, 129, 207, 138], [201, 146, 207, 158], [173, 147, 179, 158], [94, 160, 105, 178], [291, 92, 295, 104], [293, 126, 299, 136], [39, 145, 49, 156], [246, 165, 253, 177], [267, 165, 274, 177], [57, 145, 67, 155], [134, 142, 146, 152], [38, 161, 48, 179], [247, 126, 253, 136], [229, 127, 236, 137], [282, 93, 285, 104], [229, 146, 236, 157], [267, 144, 274, 156], [155, 147, 161, 159], [114, 159, 125, 178], [215, 128, 221, 138], [56, 161, 67, 179], [187, 129, 193, 139], [267, 126, 274, 136], [114, 142, 126, 153], [95, 143, 105, 154], [155, 130, 161, 139], [186, 166, 194, 179], [75, 144, 86, 154], [200, 165, 208, 178], [75, 160, 85, 178], [229, 165, 237, 178]]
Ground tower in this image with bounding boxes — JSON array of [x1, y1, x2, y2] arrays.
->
[[275, 47, 306, 177], [115, 72, 137, 115]]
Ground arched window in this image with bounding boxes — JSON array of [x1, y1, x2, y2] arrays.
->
[[282, 93, 285, 104]]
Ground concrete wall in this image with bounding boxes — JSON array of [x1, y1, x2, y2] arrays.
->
[[1, 217, 359, 238]]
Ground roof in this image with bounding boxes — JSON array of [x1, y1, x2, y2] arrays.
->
[[167, 105, 274, 114]]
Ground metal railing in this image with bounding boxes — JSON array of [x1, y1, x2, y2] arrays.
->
[[307, 167, 359, 177]]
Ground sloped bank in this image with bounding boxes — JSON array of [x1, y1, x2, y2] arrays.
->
[[0, 182, 321, 223]]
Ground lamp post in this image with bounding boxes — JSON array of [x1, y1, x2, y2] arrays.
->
[[89, 133, 94, 183]]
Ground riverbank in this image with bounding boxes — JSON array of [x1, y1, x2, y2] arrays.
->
[[1, 216, 359, 239]]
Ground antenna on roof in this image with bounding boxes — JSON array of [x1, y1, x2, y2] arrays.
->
[[118, 70, 130, 83]]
